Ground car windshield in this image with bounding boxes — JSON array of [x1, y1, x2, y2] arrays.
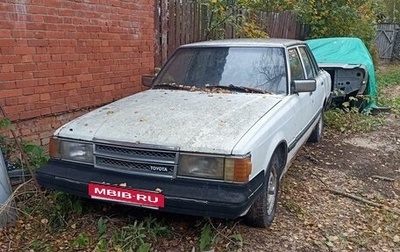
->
[[153, 47, 288, 94]]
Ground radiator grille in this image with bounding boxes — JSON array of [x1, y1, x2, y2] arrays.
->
[[94, 142, 178, 176]]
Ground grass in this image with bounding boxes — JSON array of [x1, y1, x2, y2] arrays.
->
[[376, 64, 400, 114]]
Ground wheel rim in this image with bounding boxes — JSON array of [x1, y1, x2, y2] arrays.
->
[[266, 165, 278, 215]]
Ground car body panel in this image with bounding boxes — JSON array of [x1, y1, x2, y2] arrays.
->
[[56, 89, 283, 154]]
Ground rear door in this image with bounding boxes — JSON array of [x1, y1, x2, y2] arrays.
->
[[298, 46, 325, 118]]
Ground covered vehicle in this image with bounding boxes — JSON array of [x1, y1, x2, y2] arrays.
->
[[36, 39, 331, 228], [307, 37, 377, 109]]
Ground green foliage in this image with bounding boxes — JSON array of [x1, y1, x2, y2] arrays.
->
[[375, 0, 400, 22], [42, 192, 84, 231], [0, 117, 49, 171], [376, 65, 400, 114], [112, 220, 149, 252], [73, 233, 89, 248], [376, 65, 400, 88], [97, 217, 108, 238], [241, 20, 268, 38], [196, 0, 245, 40], [22, 142, 49, 169], [325, 102, 384, 133], [199, 222, 214, 251], [195, 0, 268, 40], [0, 117, 12, 130], [295, 0, 377, 48], [243, 0, 297, 12], [111, 216, 170, 252], [29, 239, 52, 252]]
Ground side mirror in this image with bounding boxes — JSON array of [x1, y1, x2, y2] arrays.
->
[[292, 79, 316, 93], [141, 75, 154, 87]]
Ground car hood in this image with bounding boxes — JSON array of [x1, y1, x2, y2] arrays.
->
[[55, 89, 282, 154]]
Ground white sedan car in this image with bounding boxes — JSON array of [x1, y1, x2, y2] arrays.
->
[[37, 39, 331, 228]]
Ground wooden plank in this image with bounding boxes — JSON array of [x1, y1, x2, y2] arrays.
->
[[175, 0, 181, 48], [154, 0, 161, 67], [168, 0, 176, 59], [161, 0, 169, 65]]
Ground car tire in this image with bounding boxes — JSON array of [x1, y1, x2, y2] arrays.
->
[[308, 112, 324, 143], [244, 153, 280, 228]]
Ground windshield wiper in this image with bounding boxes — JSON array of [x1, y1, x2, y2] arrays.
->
[[153, 83, 193, 90], [206, 84, 268, 94]]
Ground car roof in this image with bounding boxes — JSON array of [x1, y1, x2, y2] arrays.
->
[[179, 38, 305, 48]]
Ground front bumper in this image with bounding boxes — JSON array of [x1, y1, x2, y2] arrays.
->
[[36, 159, 264, 219]]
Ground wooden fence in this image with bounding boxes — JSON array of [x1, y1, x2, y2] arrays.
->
[[154, 0, 308, 67]]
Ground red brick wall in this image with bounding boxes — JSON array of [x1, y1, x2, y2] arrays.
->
[[0, 0, 154, 145]]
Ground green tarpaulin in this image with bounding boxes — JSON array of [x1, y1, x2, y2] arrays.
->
[[306, 37, 377, 109]]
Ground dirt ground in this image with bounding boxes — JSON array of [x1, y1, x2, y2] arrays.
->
[[238, 112, 400, 252], [1, 103, 399, 252]]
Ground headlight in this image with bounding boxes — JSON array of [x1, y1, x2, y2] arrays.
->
[[49, 138, 93, 164], [178, 155, 224, 180], [178, 154, 252, 182]]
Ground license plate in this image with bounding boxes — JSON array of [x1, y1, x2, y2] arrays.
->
[[88, 183, 165, 208]]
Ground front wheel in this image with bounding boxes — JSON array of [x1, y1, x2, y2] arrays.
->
[[308, 112, 324, 143], [244, 153, 281, 228]]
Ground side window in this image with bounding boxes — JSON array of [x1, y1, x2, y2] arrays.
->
[[288, 48, 305, 80], [299, 47, 317, 79]]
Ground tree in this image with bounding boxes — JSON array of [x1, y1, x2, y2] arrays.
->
[[376, 0, 400, 22], [295, 0, 377, 47]]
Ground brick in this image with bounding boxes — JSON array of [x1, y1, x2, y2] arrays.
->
[[50, 91, 68, 99], [33, 69, 63, 78], [19, 110, 41, 120], [77, 74, 93, 82], [27, 39, 49, 47], [18, 94, 40, 105], [0, 72, 23, 81], [59, 40, 77, 47], [0, 29, 11, 38], [49, 76, 69, 84], [17, 79, 39, 88], [59, 9, 75, 16], [101, 84, 115, 92], [19, 128, 32, 136], [14, 47, 36, 55], [65, 95, 82, 104], [14, 63, 37, 72], [43, 15, 63, 23], [63, 68, 81, 76], [26, 22, 47, 31], [33, 54, 51, 62], [0, 39, 16, 47], [22, 87, 35, 96], [5, 97, 19, 106], [47, 62, 68, 70], [21, 55, 34, 62], [28, 5, 47, 14], [1, 64, 14, 73], [0, 88, 23, 99], [40, 93, 50, 101], [51, 104, 69, 114], [61, 54, 79, 61], [0, 20, 13, 29], [40, 108, 51, 118], [0, 47, 14, 55]]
